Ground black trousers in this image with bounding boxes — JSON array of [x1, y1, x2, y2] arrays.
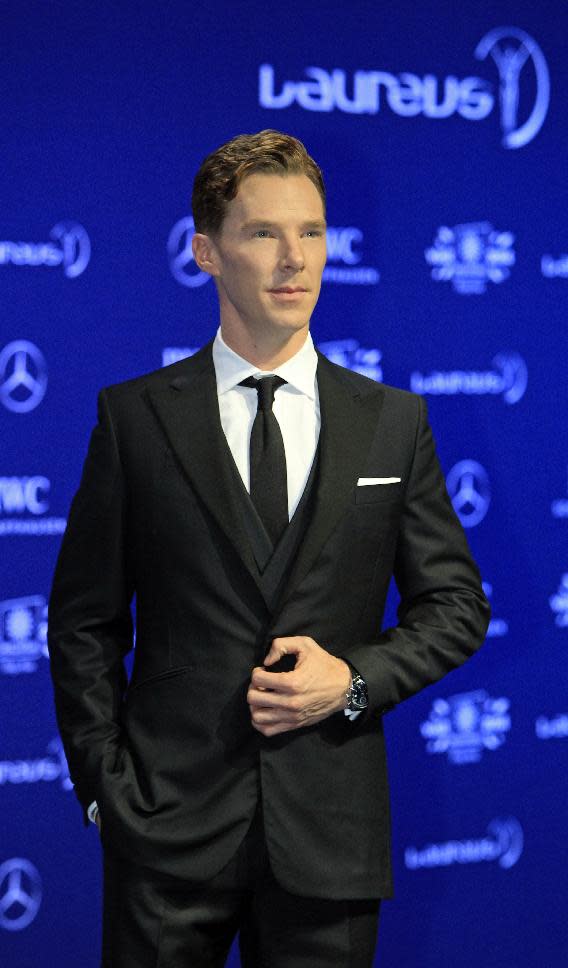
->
[[101, 807, 381, 967]]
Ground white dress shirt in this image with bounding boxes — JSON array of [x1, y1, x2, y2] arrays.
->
[[212, 327, 320, 519]]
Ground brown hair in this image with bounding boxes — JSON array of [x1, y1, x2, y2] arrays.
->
[[192, 129, 326, 236]]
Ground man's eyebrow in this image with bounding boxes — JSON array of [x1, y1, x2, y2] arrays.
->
[[240, 218, 327, 231], [240, 220, 275, 231]]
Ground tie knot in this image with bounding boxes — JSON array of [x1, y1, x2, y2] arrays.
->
[[240, 375, 287, 412]]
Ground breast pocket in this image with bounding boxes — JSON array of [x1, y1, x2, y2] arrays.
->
[[354, 483, 403, 505]]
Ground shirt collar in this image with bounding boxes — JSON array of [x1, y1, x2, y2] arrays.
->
[[212, 327, 318, 400]]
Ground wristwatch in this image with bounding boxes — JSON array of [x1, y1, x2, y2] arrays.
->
[[345, 665, 369, 711]]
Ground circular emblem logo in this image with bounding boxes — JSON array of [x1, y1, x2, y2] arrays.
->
[[167, 216, 210, 288], [0, 858, 42, 931], [50, 222, 91, 278], [446, 459, 491, 528], [475, 27, 550, 150], [0, 341, 48, 414], [488, 818, 524, 869]]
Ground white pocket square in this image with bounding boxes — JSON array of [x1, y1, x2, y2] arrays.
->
[[357, 477, 401, 486]]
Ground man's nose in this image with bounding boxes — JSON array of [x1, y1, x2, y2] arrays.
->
[[280, 237, 305, 271]]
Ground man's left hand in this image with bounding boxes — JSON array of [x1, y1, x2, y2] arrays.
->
[[247, 636, 351, 737]]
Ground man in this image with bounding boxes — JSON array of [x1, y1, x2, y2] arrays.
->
[[48, 129, 490, 967]]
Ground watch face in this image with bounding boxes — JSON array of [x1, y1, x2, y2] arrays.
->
[[351, 696, 367, 710], [349, 675, 369, 709]]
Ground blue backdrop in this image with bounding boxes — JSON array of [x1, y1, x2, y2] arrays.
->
[[1, 2, 567, 965]]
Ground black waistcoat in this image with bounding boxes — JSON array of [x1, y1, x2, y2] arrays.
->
[[226, 445, 321, 614]]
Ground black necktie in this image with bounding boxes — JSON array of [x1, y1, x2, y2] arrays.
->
[[240, 375, 288, 547]]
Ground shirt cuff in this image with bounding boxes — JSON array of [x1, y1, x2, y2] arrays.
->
[[87, 800, 99, 824]]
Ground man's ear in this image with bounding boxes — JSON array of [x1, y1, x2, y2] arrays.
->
[[192, 233, 220, 277]]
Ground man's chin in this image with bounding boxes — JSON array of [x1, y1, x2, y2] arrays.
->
[[271, 320, 311, 344], [267, 311, 312, 334]]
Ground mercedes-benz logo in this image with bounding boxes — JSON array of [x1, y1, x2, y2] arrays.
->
[[446, 459, 491, 528], [0, 340, 48, 414], [167, 216, 211, 288], [0, 858, 42, 931]]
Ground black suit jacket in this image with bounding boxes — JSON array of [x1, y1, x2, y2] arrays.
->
[[48, 342, 489, 899]]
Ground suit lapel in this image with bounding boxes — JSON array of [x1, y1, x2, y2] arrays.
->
[[273, 352, 385, 614], [143, 344, 261, 590]]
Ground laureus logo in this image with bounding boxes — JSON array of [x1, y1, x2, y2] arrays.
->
[[0, 222, 90, 278], [260, 27, 549, 149], [474, 27, 550, 149]]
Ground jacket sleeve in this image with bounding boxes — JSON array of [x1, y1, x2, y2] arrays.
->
[[48, 388, 134, 821], [342, 396, 490, 718]]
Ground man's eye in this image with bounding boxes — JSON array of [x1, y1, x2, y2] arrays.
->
[[254, 230, 271, 238], [304, 230, 323, 238]]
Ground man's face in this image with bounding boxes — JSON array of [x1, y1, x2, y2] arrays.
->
[[205, 172, 327, 346]]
